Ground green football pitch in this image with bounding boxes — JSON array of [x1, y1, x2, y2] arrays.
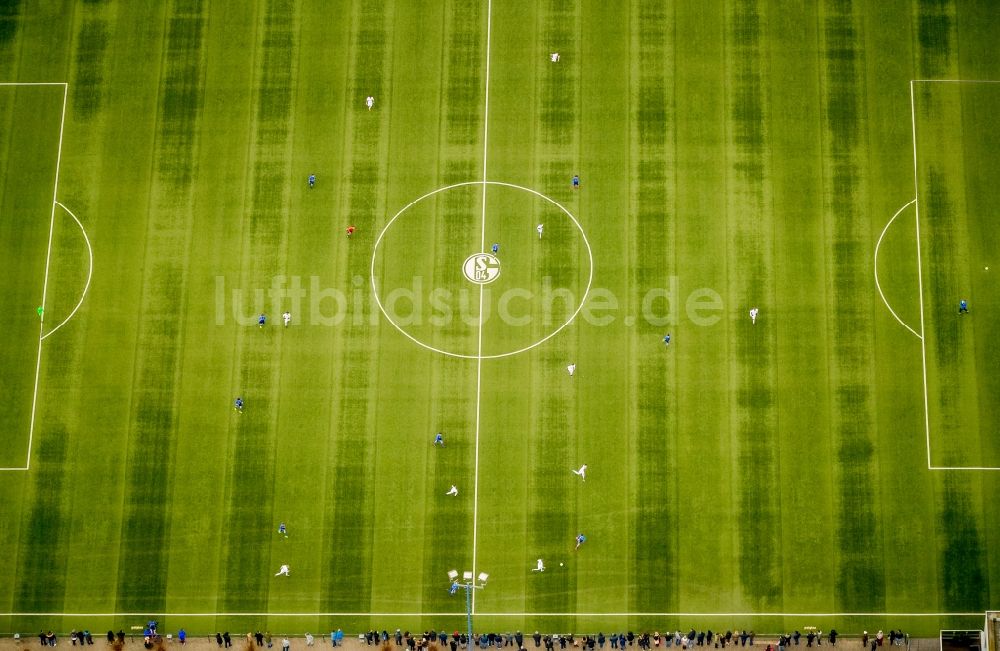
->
[[1, 0, 999, 638]]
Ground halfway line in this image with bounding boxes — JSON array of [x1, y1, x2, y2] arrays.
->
[[471, 0, 493, 613]]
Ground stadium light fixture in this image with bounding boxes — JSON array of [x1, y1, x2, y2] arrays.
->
[[448, 568, 488, 643]]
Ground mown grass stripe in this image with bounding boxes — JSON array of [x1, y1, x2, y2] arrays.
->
[[0, 0, 23, 81], [628, 0, 677, 615], [724, 0, 781, 610], [916, 0, 954, 79], [419, 0, 480, 614], [524, 0, 580, 621], [114, 0, 205, 614], [69, 6, 112, 122], [13, 431, 69, 613], [320, 0, 392, 614], [937, 476, 988, 611], [816, 0, 887, 613], [218, 0, 298, 614]]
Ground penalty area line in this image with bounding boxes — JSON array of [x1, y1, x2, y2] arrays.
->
[[19, 82, 68, 473], [909, 81, 932, 472]]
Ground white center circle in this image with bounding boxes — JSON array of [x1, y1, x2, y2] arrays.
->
[[370, 180, 593, 360], [462, 252, 501, 284]]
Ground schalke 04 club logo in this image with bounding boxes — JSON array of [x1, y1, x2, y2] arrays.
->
[[462, 252, 501, 284]]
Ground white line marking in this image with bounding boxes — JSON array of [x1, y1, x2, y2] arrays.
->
[[0, 612, 985, 618], [0, 82, 68, 86], [911, 78, 1000, 84], [909, 81, 933, 471], [930, 466, 1000, 471], [21, 83, 68, 472], [471, 0, 493, 615], [478, 0, 492, 252], [40, 202, 94, 341], [370, 180, 593, 359], [873, 199, 921, 339]]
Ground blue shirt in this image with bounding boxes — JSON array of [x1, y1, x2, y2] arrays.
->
[[259, 314, 266, 324]]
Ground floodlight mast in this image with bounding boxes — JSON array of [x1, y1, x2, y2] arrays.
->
[[448, 570, 488, 642]]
